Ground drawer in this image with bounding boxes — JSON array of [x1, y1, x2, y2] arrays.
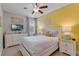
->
[[62, 43, 69, 48], [69, 49, 76, 56]]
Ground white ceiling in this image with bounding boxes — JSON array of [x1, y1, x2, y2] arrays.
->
[[2, 3, 70, 18]]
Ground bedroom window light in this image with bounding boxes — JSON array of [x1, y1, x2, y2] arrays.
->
[[39, 25, 44, 34]]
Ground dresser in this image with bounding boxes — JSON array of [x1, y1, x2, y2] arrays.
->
[[59, 40, 76, 56], [5, 33, 27, 48]]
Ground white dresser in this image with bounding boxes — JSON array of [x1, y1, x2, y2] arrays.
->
[[59, 40, 76, 56], [5, 34, 27, 48]]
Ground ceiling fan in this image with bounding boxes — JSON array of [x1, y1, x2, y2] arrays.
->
[[24, 3, 48, 14]]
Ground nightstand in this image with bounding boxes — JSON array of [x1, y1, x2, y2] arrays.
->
[[59, 40, 76, 56]]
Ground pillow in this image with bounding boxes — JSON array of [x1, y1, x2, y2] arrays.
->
[[43, 31, 60, 37], [51, 31, 59, 37], [43, 32, 51, 37]]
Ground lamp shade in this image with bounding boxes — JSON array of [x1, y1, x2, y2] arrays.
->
[[62, 26, 71, 35], [62, 26, 71, 32]]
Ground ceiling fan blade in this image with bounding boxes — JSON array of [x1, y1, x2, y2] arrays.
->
[[38, 10, 43, 14], [32, 11, 34, 14], [39, 5, 48, 9], [24, 7, 27, 9]]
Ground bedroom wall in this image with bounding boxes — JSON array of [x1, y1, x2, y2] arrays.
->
[[0, 3, 3, 55], [0, 4, 3, 27], [37, 4, 79, 52], [3, 11, 27, 34]]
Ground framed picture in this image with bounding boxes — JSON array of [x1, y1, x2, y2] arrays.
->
[[11, 16, 24, 24]]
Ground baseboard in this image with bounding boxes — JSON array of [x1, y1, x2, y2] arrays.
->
[[76, 51, 79, 56]]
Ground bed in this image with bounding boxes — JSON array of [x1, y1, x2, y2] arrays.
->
[[19, 27, 61, 56], [19, 35, 59, 56]]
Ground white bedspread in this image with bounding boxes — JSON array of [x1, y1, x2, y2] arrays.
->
[[22, 35, 59, 56]]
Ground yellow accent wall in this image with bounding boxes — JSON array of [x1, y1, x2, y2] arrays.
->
[[37, 4, 79, 51]]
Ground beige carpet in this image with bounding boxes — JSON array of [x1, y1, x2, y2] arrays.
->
[[2, 46, 69, 56], [50, 51, 69, 56], [2, 46, 22, 56]]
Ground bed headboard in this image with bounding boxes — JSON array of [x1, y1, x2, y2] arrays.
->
[[43, 27, 62, 38]]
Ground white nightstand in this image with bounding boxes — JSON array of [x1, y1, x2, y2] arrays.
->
[[59, 40, 76, 56]]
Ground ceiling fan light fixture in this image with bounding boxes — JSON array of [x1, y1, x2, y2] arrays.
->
[[33, 7, 39, 12], [32, 3, 48, 14]]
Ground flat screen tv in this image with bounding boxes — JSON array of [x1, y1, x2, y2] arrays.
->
[[11, 24, 23, 31]]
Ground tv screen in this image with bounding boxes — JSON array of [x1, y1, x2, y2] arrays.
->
[[11, 24, 23, 31]]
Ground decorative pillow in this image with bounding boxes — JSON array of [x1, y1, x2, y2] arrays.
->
[[43, 32, 51, 37], [43, 31, 60, 37], [51, 31, 59, 37]]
